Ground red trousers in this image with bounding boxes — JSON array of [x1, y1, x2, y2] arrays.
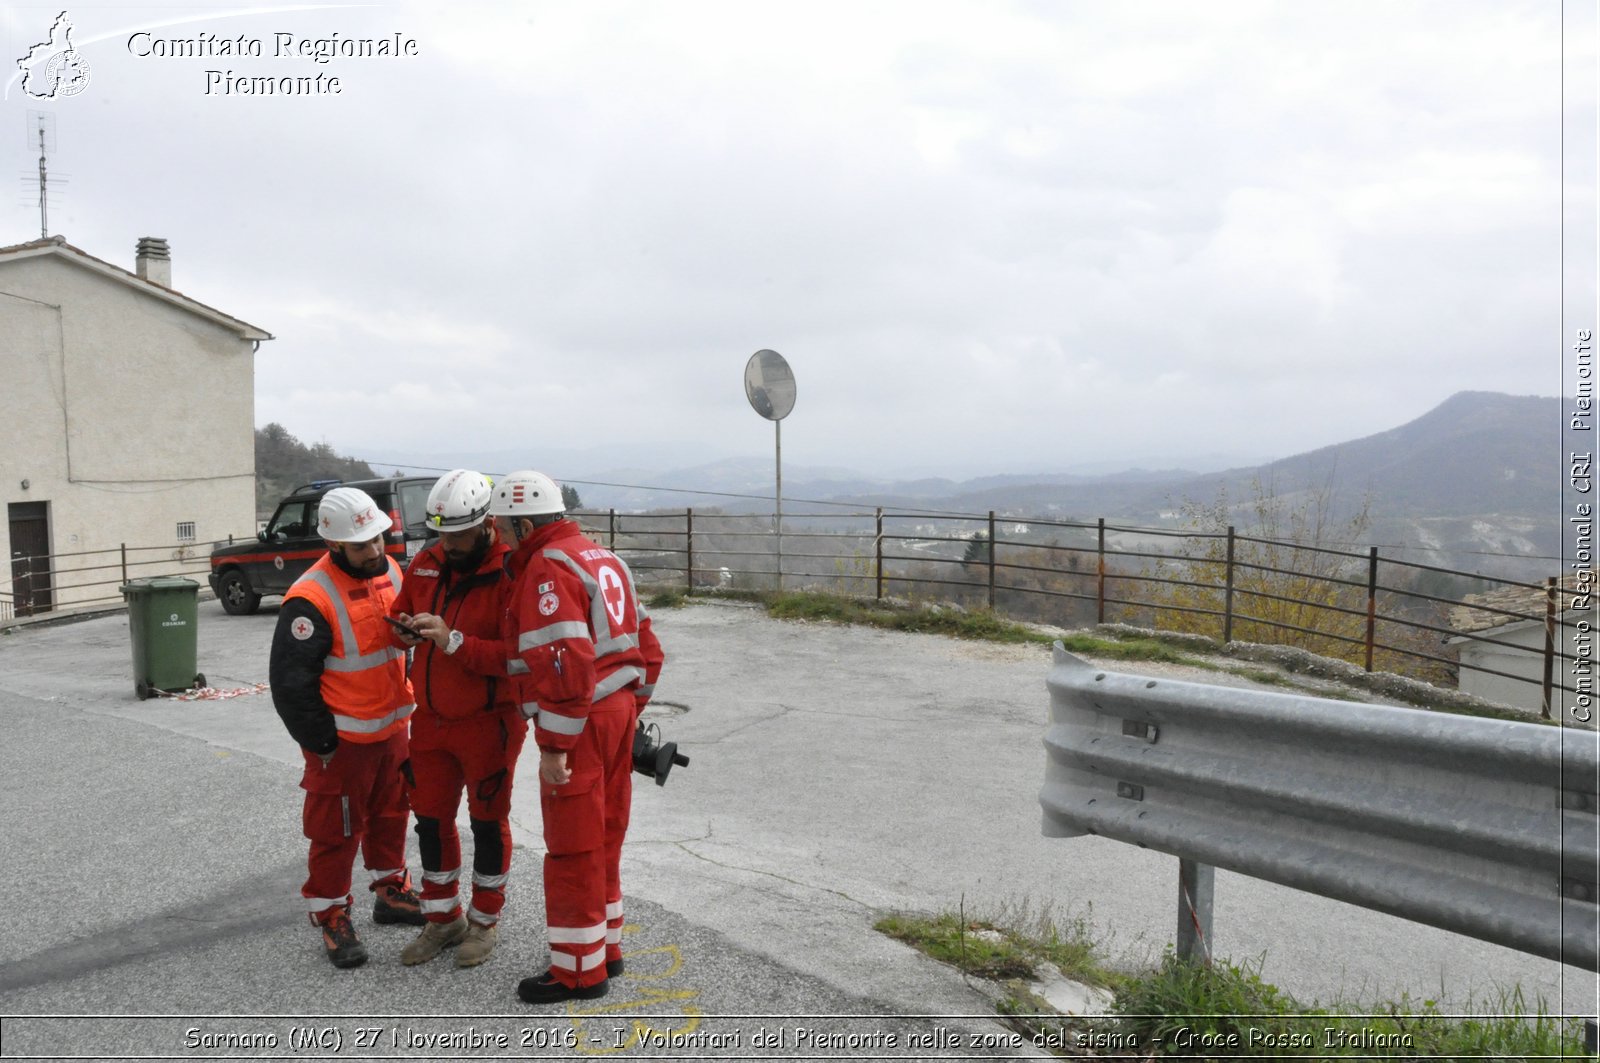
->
[[299, 729, 411, 914], [408, 708, 528, 926], [541, 693, 634, 987]]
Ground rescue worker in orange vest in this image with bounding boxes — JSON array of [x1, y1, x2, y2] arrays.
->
[[387, 470, 526, 968], [269, 486, 424, 968], [491, 470, 664, 1004]]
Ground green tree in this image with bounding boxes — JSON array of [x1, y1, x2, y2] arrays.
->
[[963, 530, 992, 565], [253, 423, 377, 513], [561, 484, 582, 511]]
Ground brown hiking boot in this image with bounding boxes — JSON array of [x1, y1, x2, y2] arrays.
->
[[400, 916, 467, 965], [372, 880, 425, 925], [316, 908, 367, 969], [455, 922, 497, 968]]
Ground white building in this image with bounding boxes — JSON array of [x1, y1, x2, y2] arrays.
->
[[0, 236, 271, 617], [1446, 573, 1593, 714]]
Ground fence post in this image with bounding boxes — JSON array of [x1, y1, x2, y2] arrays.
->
[[874, 508, 884, 601], [1542, 577, 1557, 720], [121, 543, 128, 585], [685, 508, 694, 591], [1223, 527, 1235, 644], [987, 511, 997, 610], [1096, 518, 1106, 624], [1176, 858, 1214, 966], [608, 509, 616, 551], [1365, 547, 1379, 672]]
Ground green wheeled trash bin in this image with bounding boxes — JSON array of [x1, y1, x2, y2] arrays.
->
[[120, 577, 206, 700]]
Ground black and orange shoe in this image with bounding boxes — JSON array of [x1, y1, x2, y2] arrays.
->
[[315, 908, 367, 969], [372, 879, 425, 926]]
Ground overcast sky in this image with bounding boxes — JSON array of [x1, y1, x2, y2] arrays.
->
[[4, 1, 1596, 482]]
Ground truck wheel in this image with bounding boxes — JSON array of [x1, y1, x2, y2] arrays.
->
[[219, 570, 261, 616]]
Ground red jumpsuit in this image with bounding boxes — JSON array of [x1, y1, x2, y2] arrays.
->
[[270, 553, 415, 918], [508, 520, 663, 988], [390, 539, 527, 929]]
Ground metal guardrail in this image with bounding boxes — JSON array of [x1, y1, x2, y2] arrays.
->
[[1040, 646, 1600, 970]]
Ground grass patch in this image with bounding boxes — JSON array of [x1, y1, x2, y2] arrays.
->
[[645, 589, 688, 609], [767, 592, 1049, 644], [879, 913, 1593, 1060], [1054, 632, 1202, 665], [874, 900, 1125, 991], [1100, 952, 1592, 1058], [763, 592, 1222, 667]]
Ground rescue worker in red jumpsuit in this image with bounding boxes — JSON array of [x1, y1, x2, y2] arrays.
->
[[388, 469, 527, 968], [270, 487, 424, 968], [490, 470, 664, 1004]]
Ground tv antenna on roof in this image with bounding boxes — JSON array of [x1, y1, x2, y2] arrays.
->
[[22, 111, 67, 238]]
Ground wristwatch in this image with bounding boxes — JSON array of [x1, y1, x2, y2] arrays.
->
[[444, 629, 465, 655]]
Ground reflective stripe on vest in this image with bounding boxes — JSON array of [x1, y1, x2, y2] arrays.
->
[[331, 701, 414, 734], [538, 710, 586, 737], [297, 558, 407, 674], [517, 621, 589, 653], [593, 664, 644, 703], [285, 555, 411, 743]]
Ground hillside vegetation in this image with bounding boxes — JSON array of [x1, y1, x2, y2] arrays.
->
[[254, 423, 379, 513]]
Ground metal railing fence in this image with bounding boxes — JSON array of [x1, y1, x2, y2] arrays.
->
[[1, 538, 226, 621], [565, 507, 1592, 717], [3, 510, 1590, 719]]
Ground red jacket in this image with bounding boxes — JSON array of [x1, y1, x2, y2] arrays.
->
[[508, 520, 664, 752], [390, 539, 517, 721]]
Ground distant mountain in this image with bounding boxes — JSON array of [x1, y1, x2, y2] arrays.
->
[[570, 391, 1570, 579], [347, 392, 1575, 580]]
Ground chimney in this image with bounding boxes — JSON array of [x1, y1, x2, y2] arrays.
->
[[135, 237, 171, 287]]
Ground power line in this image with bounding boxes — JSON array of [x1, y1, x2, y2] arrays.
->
[[356, 456, 1571, 563]]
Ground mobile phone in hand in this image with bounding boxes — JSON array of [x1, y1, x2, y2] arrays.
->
[[386, 616, 423, 639]]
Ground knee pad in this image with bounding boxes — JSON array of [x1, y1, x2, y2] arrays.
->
[[414, 815, 443, 869], [469, 817, 508, 876]]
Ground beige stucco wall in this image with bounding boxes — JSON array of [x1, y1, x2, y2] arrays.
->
[[1456, 616, 1576, 712], [0, 251, 259, 611]]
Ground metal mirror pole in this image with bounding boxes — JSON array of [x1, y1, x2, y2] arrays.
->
[[744, 348, 796, 595], [775, 417, 783, 592]]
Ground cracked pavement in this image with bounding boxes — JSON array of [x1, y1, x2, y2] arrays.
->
[[0, 595, 1591, 1059]]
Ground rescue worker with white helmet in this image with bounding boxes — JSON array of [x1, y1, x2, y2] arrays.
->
[[269, 486, 423, 968], [492, 470, 664, 1004], [387, 469, 526, 968]]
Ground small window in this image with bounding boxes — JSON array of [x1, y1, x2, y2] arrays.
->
[[176, 521, 196, 542]]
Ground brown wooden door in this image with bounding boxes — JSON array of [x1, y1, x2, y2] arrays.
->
[[8, 502, 52, 617]]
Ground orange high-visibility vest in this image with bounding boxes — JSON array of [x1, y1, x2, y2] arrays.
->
[[284, 552, 414, 743]]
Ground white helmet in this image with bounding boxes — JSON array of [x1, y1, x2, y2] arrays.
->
[[425, 469, 493, 531], [489, 469, 565, 518], [317, 487, 392, 542]]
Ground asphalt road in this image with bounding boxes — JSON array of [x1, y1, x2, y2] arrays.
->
[[0, 597, 1592, 1061]]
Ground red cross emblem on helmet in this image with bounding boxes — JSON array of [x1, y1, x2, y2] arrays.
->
[[353, 509, 371, 527]]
